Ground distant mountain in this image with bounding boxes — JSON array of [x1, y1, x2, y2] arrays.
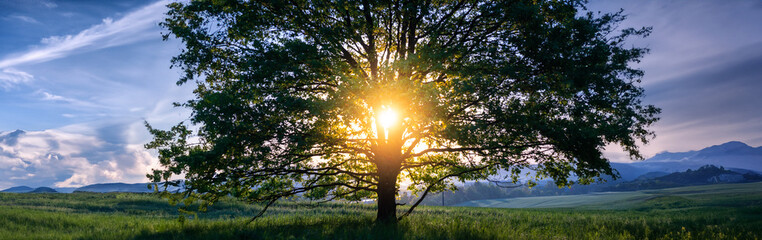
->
[[607, 165, 762, 191], [1, 182, 179, 194], [609, 163, 651, 181], [29, 187, 58, 193], [629, 141, 762, 173], [2, 183, 159, 194], [728, 168, 759, 175], [634, 171, 670, 181], [1, 186, 33, 193], [74, 183, 154, 193], [658, 165, 755, 184], [2, 186, 60, 193]]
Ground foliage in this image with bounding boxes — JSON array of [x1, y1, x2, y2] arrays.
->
[[146, 0, 659, 221]]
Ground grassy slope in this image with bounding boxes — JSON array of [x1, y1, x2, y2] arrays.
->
[[456, 182, 762, 209], [455, 192, 649, 208], [0, 183, 759, 239]]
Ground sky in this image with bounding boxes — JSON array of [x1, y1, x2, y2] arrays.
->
[[1, 0, 761, 189]]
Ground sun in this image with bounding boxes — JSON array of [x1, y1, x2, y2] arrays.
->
[[378, 107, 397, 130]]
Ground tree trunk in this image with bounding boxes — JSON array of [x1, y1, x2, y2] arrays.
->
[[376, 165, 400, 223], [374, 107, 403, 223]]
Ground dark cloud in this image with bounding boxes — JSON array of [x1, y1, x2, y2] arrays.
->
[[586, 0, 762, 157], [0, 129, 24, 145], [647, 42, 762, 122], [622, 44, 762, 156]]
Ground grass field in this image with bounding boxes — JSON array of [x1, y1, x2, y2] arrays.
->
[[1, 182, 761, 239], [456, 181, 762, 209]]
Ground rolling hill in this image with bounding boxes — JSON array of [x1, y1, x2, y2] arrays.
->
[[1, 186, 59, 193], [456, 181, 762, 209], [606, 164, 762, 191], [0, 186, 33, 193], [0, 182, 181, 194]]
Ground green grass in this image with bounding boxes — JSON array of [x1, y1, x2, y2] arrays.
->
[[456, 191, 650, 208], [457, 181, 762, 209], [1, 183, 761, 239]]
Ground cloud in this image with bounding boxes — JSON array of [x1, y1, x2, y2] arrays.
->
[[585, 0, 762, 160], [602, 43, 762, 162], [640, 43, 762, 151], [7, 15, 40, 24], [587, 0, 762, 86], [0, 0, 169, 69], [0, 126, 160, 189], [37, 90, 105, 109], [41, 1, 57, 8], [40, 91, 70, 101], [0, 68, 33, 89]]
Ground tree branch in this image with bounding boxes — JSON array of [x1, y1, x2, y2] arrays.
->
[[397, 164, 491, 221]]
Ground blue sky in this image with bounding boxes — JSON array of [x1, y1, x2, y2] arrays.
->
[[1, 0, 761, 189]]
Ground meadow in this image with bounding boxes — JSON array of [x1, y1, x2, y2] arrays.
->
[[1, 182, 761, 239], [457, 181, 762, 209]]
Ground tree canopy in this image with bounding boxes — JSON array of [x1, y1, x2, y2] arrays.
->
[[146, 0, 659, 223]]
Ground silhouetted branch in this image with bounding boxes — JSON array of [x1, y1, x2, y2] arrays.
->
[[245, 197, 278, 225], [397, 165, 490, 221]]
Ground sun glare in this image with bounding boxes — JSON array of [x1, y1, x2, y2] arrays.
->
[[378, 107, 397, 130]]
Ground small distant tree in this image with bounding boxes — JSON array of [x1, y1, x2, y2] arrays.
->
[[146, 0, 659, 223]]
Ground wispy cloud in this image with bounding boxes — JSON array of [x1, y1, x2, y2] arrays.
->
[[40, 91, 71, 101], [36, 90, 107, 110], [7, 15, 40, 24], [0, 0, 169, 69], [41, 1, 57, 9], [0, 68, 33, 89]]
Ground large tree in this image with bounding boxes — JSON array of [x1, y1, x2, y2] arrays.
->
[[146, 0, 659, 223]]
